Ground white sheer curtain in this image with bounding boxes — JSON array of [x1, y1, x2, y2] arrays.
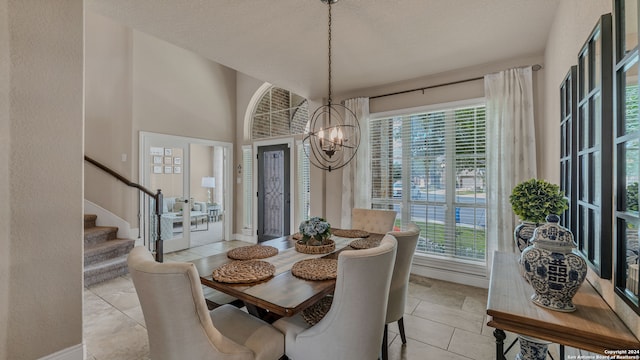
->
[[341, 97, 370, 228], [484, 66, 537, 269]]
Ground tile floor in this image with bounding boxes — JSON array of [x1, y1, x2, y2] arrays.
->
[[84, 240, 579, 359]]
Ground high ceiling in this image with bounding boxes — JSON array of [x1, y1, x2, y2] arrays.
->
[[87, 0, 561, 99]]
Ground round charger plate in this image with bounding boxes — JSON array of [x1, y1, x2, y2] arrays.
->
[[212, 260, 275, 284], [332, 228, 370, 238], [291, 258, 338, 281], [349, 238, 381, 249], [227, 245, 278, 260], [301, 295, 333, 325]]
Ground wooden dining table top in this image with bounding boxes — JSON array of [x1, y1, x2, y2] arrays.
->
[[190, 232, 384, 318]]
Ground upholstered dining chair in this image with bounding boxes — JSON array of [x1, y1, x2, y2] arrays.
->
[[381, 223, 421, 360], [273, 234, 398, 360], [127, 246, 285, 360], [351, 208, 397, 234]]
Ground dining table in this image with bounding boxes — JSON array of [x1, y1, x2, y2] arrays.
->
[[190, 232, 384, 321]]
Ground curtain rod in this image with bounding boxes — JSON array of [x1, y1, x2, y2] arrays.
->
[[369, 64, 542, 100]]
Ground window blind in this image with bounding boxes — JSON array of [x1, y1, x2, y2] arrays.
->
[[242, 146, 253, 232], [370, 103, 487, 262]]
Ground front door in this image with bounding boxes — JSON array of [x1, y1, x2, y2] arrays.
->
[[257, 144, 290, 242]]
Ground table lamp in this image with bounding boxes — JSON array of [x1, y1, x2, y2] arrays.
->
[[201, 177, 215, 204]]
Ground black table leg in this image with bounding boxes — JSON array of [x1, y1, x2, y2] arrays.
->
[[493, 329, 507, 360]]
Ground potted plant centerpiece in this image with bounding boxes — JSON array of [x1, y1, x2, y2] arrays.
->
[[509, 178, 568, 252], [295, 217, 335, 254]]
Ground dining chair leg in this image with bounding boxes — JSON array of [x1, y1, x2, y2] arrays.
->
[[398, 317, 407, 344], [381, 323, 389, 360]]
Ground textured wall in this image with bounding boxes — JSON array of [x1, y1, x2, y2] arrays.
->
[[84, 11, 136, 225], [0, 0, 9, 357], [5, 0, 84, 358]]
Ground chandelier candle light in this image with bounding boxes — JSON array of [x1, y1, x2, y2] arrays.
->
[[303, 0, 360, 172]]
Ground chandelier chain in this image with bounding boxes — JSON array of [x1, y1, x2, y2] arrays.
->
[[327, 0, 332, 104]]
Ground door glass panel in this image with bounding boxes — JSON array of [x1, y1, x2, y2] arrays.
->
[[263, 149, 285, 238]]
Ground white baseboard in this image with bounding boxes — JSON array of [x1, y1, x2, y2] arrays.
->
[[411, 255, 489, 289], [232, 233, 257, 243], [38, 343, 83, 360]]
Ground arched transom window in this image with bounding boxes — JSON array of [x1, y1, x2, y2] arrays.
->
[[252, 87, 309, 139]]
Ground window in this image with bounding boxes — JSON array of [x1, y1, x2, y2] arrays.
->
[[252, 87, 308, 139], [242, 145, 253, 234], [370, 100, 487, 262], [297, 141, 311, 221]]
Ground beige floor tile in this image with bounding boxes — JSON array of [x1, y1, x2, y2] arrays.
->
[[404, 296, 420, 314], [387, 313, 455, 349], [461, 293, 487, 314], [88, 276, 141, 313], [388, 338, 472, 360], [412, 300, 485, 334], [408, 282, 467, 308], [448, 328, 496, 360]]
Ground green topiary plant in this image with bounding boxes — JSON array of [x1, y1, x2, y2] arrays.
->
[[509, 178, 569, 223]]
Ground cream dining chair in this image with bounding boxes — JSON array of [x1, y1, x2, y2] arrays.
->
[[273, 234, 398, 360], [382, 223, 421, 360], [127, 246, 285, 360], [351, 208, 397, 234]]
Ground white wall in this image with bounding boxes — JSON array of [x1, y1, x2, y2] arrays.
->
[[2, 0, 84, 358]]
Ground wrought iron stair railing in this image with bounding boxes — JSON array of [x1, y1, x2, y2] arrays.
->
[[84, 155, 165, 262]]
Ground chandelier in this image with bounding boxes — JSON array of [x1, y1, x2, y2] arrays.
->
[[303, 0, 360, 172]]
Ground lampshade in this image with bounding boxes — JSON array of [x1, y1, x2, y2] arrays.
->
[[201, 177, 215, 188]]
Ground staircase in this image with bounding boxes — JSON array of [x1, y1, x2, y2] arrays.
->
[[84, 214, 136, 287]]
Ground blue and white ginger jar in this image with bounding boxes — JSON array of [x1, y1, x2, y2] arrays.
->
[[520, 214, 587, 312]]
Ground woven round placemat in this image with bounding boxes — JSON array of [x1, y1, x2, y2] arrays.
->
[[227, 245, 278, 260], [291, 258, 338, 281], [212, 260, 275, 284], [290, 233, 302, 240], [349, 237, 381, 249], [301, 295, 333, 325], [332, 228, 370, 238]]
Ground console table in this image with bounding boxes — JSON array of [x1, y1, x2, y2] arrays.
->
[[486, 251, 640, 359]]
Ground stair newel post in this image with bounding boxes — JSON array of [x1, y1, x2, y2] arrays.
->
[[155, 189, 164, 263]]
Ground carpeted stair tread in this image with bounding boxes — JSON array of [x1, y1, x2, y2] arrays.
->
[[84, 255, 129, 287], [83, 213, 135, 286], [85, 239, 135, 267], [84, 226, 118, 245]]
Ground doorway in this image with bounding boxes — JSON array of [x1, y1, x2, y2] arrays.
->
[[140, 132, 232, 253], [257, 143, 291, 242]]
